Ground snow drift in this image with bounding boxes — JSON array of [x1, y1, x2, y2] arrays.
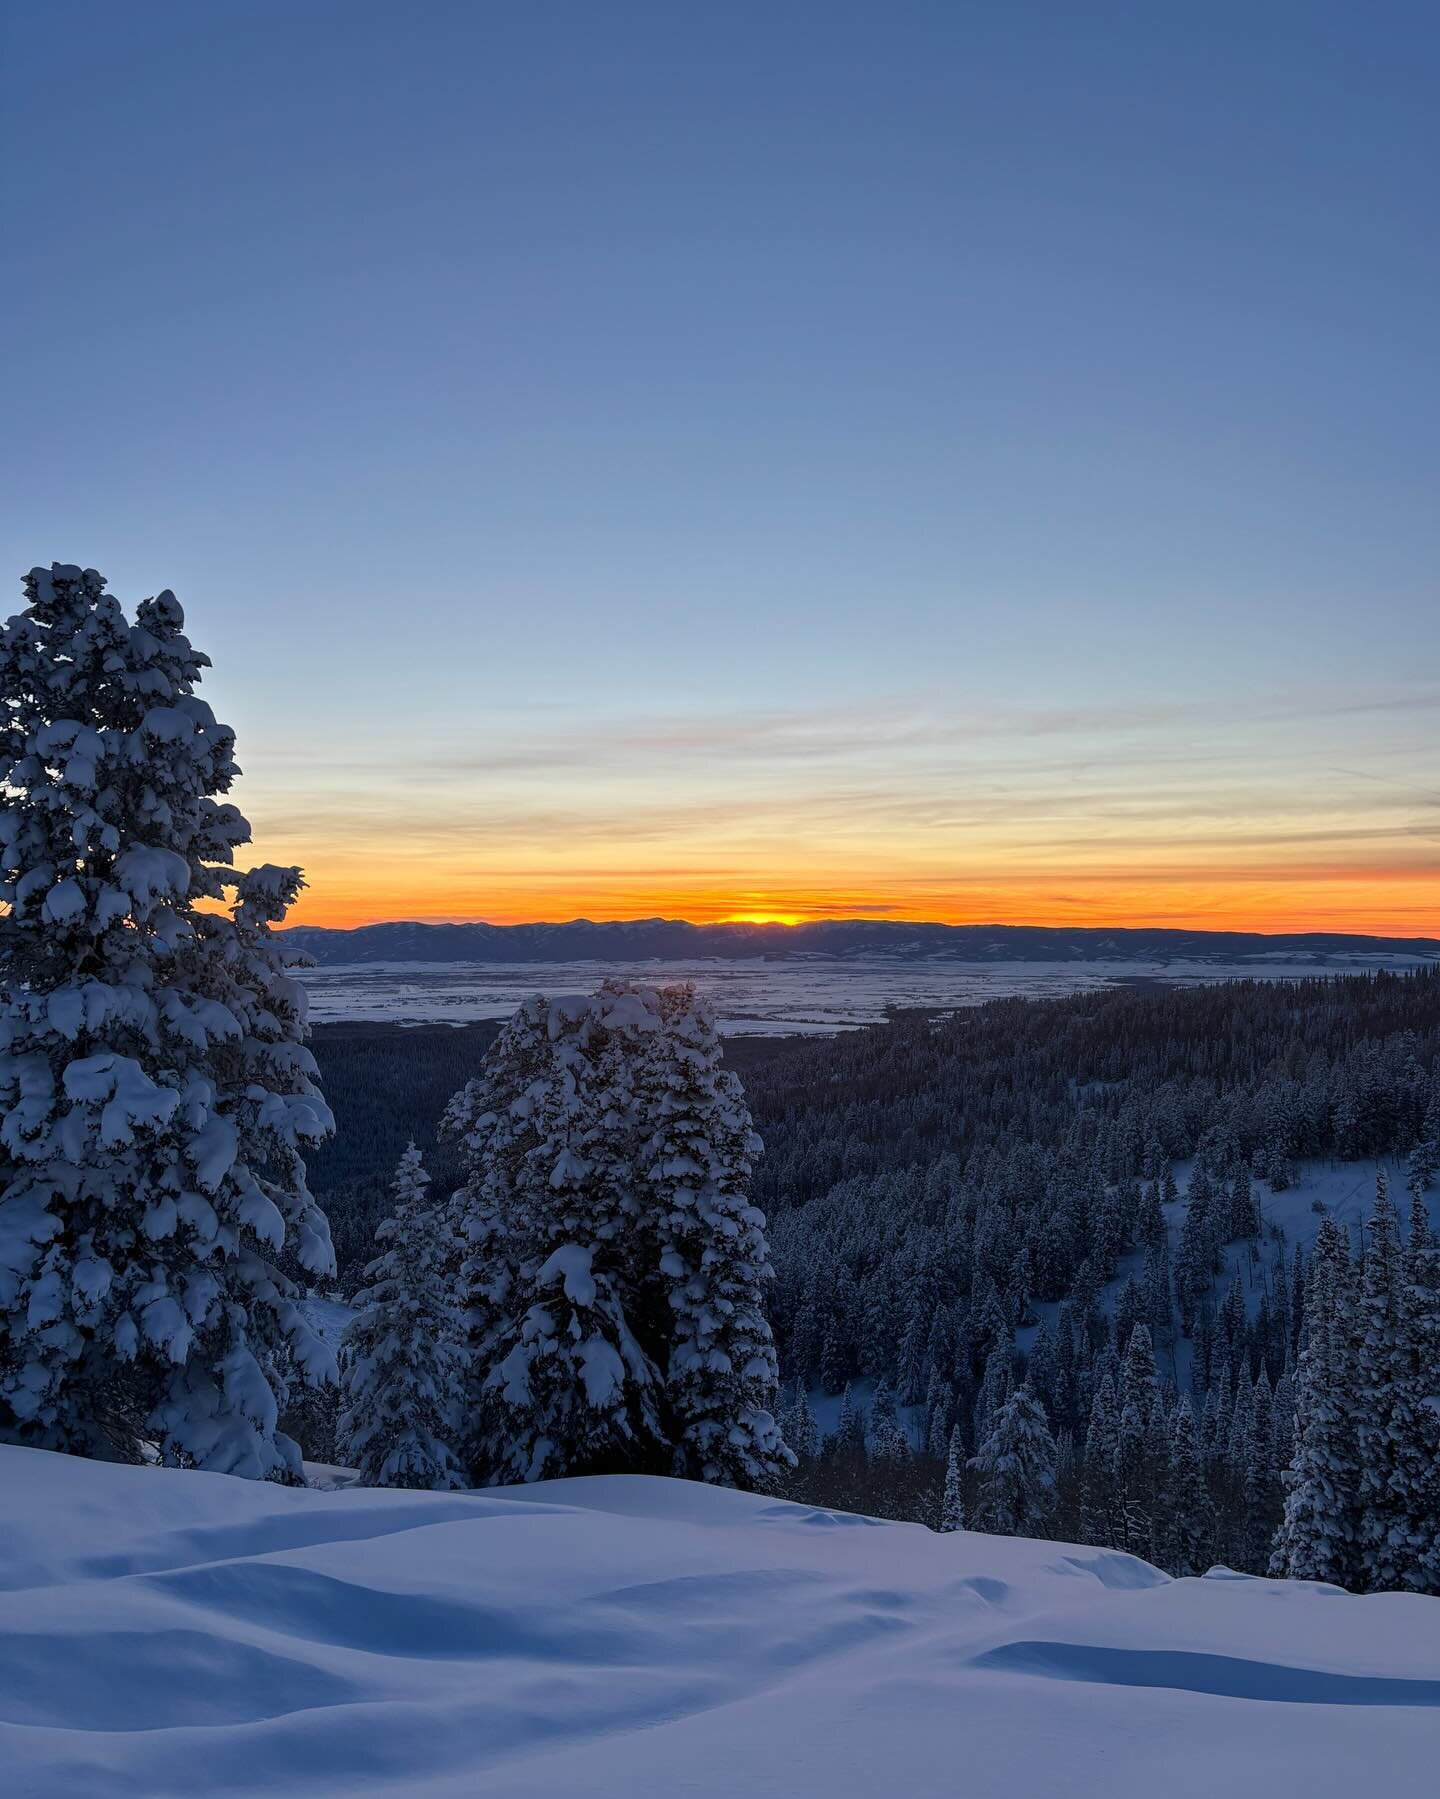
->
[[2, 1447, 1437, 1798]]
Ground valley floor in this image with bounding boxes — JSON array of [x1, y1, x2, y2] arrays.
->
[[3, 1446, 1436, 1797], [295, 951, 1434, 1034]]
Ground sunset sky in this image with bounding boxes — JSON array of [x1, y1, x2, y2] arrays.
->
[[3, 3, 1437, 935]]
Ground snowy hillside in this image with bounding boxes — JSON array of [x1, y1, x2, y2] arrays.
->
[[4, 1448, 1437, 1799]]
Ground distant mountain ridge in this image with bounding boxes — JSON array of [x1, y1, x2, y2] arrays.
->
[[279, 917, 1440, 967]]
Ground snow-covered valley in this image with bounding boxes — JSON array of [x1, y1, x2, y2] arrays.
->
[[3, 1445, 1437, 1799], [295, 951, 1436, 1035]]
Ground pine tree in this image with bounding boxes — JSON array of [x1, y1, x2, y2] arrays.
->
[[1115, 1325, 1161, 1556], [1080, 1371, 1120, 1547], [973, 1342, 1012, 1448], [867, 1377, 909, 1463], [1408, 1085, 1440, 1200], [1143, 1241, 1173, 1337], [1138, 1180, 1165, 1249], [639, 985, 791, 1488], [0, 566, 336, 1477], [795, 1389, 822, 1463], [896, 1302, 930, 1405], [937, 1423, 965, 1532], [969, 1383, 1057, 1538], [1218, 1274, 1247, 1371], [1354, 1171, 1438, 1592], [818, 1318, 847, 1395], [1407, 1139, 1437, 1203], [835, 1380, 866, 1460], [453, 989, 671, 1484], [926, 1379, 954, 1460], [1241, 1399, 1278, 1573], [443, 983, 791, 1488], [1211, 1356, 1236, 1454], [778, 1379, 822, 1464], [1113, 1275, 1146, 1357], [1271, 1220, 1360, 1586], [338, 1144, 466, 1490], [1174, 1183, 1215, 1332], [1226, 1362, 1254, 1478], [1228, 1164, 1259, 1239], [1401, 1186, 1440, 1592], [1160, 1395, 1212, 1576], [438, 994, 549, 1473], [1271, 1369, 1296, 1474], [1198, 1381, 1222, 1477]]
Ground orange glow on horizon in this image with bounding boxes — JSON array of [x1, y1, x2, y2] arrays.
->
[[278, 867, 1440, 939], [236, 674, 1440, 947]]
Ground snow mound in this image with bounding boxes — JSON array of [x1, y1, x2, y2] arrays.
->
[[3, 1447, 1437, 1797]]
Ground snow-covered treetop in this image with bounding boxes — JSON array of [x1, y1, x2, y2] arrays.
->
[[0, 564, 296, 948]]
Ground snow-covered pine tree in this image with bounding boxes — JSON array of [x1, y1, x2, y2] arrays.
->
[[1353, 1170, 1407, 1588], [818, 1317, 847, 1394], [1236, 1366, 1278, 1573], [1161, 1394, 1212, 1576], [1080, 1370, 1120, 1547], [439, 991, 558, 1473], [464, 989, 671, 1484], [1354, 1170, 1439, 1593], [867, 1377, 909, 1463], [1115, 1324, 1162, 1557], [834, 1379, 866, 1460], [1270, 1219, 1360, 1585], [638, 983, 792, 1489], [1400, 1186, 1440, 1594], [1271, 1368, 1296, 1473], [780, 1380, 821, 1463], [0, 565, 336, 1477], [1142, 1241, 1173, 1338], [1408, 1084, 1440, 1201], [1408, 1138, 1438, 1203], [972, 1342, 1012, 1448], [925, 1379, 953, 1460], [337, 1144, 466, 1490], [968, 1382, 1057, 1538], [445, 982, 790, 1488], [1174, 1183, 1216, 1333], [937, 1423, 965, 1532]]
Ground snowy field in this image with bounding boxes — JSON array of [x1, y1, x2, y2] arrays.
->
[[3, 1448, 1437, 1799], [294, 952, 1429, 1035]]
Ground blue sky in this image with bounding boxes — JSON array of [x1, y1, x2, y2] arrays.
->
[[3, 2, 1437, 928]]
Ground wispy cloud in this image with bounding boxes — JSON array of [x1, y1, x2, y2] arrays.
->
[[238, 676, 1440, 935], [427, 684, 1440, 777]]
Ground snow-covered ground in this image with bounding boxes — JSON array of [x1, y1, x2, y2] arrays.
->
[[3, 1447, 1437, 1798], [296, 953, 1429, 1035], [298, 1294, 356, 1350]]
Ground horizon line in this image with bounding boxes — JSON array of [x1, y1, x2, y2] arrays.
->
[[279, 915, 1440, 945]]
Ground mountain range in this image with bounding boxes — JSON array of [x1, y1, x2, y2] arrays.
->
[[279, 917, 1440, 967]]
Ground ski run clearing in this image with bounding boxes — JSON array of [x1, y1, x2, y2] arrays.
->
[[3, 1446, 1437, 1799]]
